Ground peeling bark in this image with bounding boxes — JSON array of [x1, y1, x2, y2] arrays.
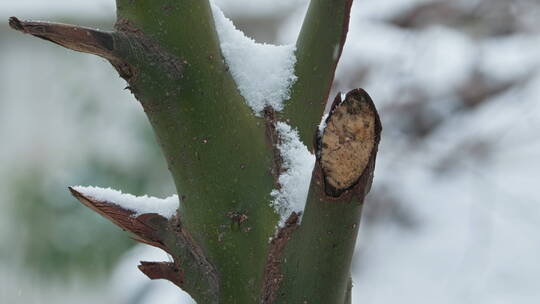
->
[[264, 107, 285, 186], [262, 213, 300, 303]]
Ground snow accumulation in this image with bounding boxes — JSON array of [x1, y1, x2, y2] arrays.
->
[[213, 0, 307, 19], [72, 186, 179, 219], [318, 113, 329, 134], [270, 122, 315, 226], [210, 1, 298, 114], [211, 1, 313, 224]]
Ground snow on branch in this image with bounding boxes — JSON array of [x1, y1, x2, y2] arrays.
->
[[210, 1, 298, 114], [71, 185, 179, 218], [69, 186, 179, 249], [270, 123, 315, 226]]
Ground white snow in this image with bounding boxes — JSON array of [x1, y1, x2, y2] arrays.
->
[[210, 1, 298, 114], [72, 186, 179, 219], [3, 0, 540, 303], [318, 113, 329, 134], [332, 44, 341, 60], [479, 35, 540, 83], [213, 0, 307, 19], [270, 122, 316, 226]]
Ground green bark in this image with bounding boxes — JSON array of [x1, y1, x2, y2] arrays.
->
[[274, 89, 381, 303], [9, 0, 381, 303], [283, 0, 354, 145], [113, 1, 279, 301]]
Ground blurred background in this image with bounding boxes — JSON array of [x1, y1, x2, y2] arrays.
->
[[1, 0, 539, 303]]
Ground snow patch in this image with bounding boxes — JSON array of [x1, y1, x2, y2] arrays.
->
[[210, 1, 298, 114], [318, 113, 329, 134], [270, 122, 316, 226], [332, 44, 341, 60], [72, 186, 179, 219]]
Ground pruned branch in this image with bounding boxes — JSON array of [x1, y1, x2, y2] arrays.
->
[[9, 17, 116, 60], [320, 89, 380, 198], [282, 0, 355, 145], [68, 187, 220, 303], [272, 89, 381, 303], [68, 187, 168, 249]]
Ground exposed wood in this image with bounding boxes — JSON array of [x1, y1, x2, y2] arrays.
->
[[274, 89, 381, 303], [321, 90, 378, 196]]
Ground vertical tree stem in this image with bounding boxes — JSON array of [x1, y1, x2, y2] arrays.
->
[[274, 89, 381, 303], [283, 0, 354, 145]]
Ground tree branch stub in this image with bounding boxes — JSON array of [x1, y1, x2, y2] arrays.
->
[[68, 187, 220, 304], [271, 89, 381, 304], [9, 17, 116, 60]]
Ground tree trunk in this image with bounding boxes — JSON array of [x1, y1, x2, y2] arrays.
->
[[9, 0, 381, 303]]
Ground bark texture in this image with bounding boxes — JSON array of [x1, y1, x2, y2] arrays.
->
[[269, 89, 381, 303], [10, 0, 381, 303]]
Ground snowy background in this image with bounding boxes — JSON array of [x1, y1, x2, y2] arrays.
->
[[1, 0, 540, 303]]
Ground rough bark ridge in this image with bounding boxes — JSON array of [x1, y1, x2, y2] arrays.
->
[[9, 0, 381, 303]]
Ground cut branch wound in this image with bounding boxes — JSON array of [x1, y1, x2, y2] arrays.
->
[[320, 91, 377, 196], [271, 89, 381, 303]]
